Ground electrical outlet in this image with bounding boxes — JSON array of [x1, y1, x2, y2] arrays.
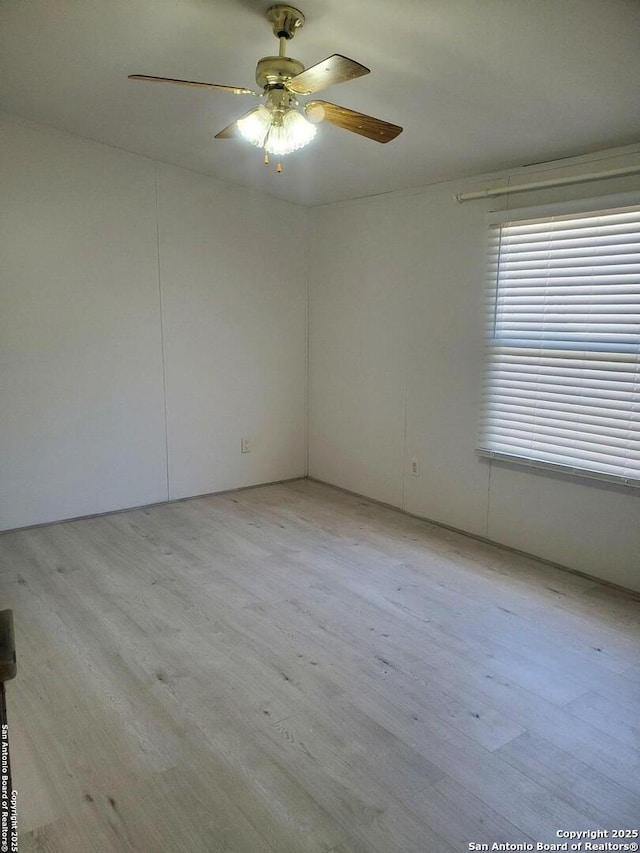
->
[[410, 458, 419, 476], [241, 437, 250, 454]]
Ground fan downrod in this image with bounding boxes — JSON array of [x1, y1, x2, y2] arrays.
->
[[266, 5, 305, 40]]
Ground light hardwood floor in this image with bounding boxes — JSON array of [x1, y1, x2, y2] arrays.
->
[[1, 479, 639, 852]]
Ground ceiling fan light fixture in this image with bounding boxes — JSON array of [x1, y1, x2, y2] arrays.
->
[[266, 108, 316, 155], [130, 5, 402, 167], [237, 104, 316, 156]]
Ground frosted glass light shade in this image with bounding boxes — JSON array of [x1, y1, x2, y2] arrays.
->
[[237, 106, 273, 148], [265, 109, 316, 155], [238, 105, 316, 156]]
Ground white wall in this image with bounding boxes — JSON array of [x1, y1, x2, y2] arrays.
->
[[307, 196, 411, 508], [3, 111, 639, 593], [0, 115, 307, 530], [157, 165, 307, 499], [309, 147, 640, 592]]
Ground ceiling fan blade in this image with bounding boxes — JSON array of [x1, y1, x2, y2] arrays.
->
[[214, 106, 261, 139], [305, 100, 403, 143], [285, 54, 369, 95], [128, 75, 259, 96]]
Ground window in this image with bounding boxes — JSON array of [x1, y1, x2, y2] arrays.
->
[[479, 199, 640, 487]]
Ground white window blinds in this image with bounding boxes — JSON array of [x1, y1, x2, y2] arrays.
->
[[479, 203, 640, 487]]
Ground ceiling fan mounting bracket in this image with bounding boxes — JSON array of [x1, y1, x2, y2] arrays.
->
[[266, 5, 305, 40]]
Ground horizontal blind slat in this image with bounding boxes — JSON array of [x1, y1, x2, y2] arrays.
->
[[491, 284, 640, 294], [484, 424, 640, 455], [497, 242, 640, 258], [491, 347, 640, 362], [482, 434, 640, 466], [485, 394, 640, 419], [481, 445, 640, 479], [483, 412, 640, 442]]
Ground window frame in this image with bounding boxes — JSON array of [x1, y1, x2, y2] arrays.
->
[[478, 190, 640, 489]]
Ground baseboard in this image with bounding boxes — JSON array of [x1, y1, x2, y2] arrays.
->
[[0, 476, 307, 536], [305, 476, 640, 600]]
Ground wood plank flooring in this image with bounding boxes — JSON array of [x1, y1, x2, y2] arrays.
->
[[1, 478, 639, 852]]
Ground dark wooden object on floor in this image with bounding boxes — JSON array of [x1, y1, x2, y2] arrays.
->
[[0, 609, 17, 798]]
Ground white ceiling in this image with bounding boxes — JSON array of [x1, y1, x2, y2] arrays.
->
[[1, 0, 639, 206]]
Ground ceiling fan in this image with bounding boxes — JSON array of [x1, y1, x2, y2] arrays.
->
[[129, 4, 402, 172]]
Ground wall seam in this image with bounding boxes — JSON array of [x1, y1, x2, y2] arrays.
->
[[154, 165, 171, 501], [304, 208, 311, 477], [400, 256, 411, 512]]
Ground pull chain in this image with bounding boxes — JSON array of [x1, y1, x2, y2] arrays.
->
[[261, 151, 282, 173]]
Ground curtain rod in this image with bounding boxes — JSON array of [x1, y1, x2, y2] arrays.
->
[[454, 164, 640, 203]]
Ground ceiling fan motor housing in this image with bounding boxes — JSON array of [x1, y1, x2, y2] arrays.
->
[[255, 55, 304, 89]]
